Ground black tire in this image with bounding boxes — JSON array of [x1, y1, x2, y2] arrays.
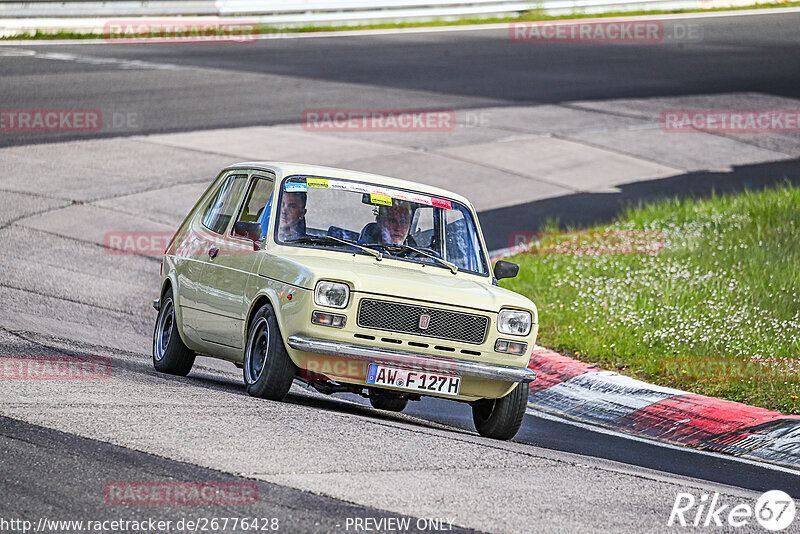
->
[[369, 394, 408, 412], [471, 383, 528, 440], [243, 303, 296, 401], [152, 288, 196, 376]]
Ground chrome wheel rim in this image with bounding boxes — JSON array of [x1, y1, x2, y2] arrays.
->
[[154, 298, 174, 362], [245, 317, 269, 384]]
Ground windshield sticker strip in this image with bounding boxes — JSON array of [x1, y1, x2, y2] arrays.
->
[[290, 177, 453, 209], [369, 194, 392, 206], [306, 178, 329, 188], [285, 182, 309, 192], [430, 197, 452, 209]]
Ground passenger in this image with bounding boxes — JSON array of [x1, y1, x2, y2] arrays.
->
[[278, 191, 307, 241], [360, 201, 415, 246]]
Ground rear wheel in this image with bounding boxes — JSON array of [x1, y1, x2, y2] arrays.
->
[[472, 383, 528, 440], [369, 394, 408, 412], [152, 288, 195, 376], [243, 303, 296, 401]]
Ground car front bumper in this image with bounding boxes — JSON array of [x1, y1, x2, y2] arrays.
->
[[286, 335, 536, 384]]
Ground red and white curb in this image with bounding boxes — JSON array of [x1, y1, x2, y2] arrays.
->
[[526, 347, 800, 470]]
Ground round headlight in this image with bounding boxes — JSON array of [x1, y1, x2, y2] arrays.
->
[[497, 309, 532, 336], [314, 281, 350, 309]]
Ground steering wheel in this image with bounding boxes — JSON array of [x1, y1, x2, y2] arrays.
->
[[404, 246, 442, 259], [374, 244, 442, 259]]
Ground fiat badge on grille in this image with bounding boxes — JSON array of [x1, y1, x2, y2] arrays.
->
[[419, 314, 431, 330]]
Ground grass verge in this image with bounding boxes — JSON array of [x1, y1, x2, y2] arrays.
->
[[3, 1, 800, 41], [501, 184, 800, 414]]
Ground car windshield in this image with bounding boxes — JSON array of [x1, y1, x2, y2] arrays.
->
[[275, 175, 489, 276]]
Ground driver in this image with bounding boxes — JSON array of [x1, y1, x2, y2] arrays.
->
[[278, 191, 307, 241]]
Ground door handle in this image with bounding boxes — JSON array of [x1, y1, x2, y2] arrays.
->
[[208, 247, 219, 259]]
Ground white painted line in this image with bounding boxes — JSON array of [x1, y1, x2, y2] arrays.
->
[[0, 47, 193, 70], [33, 50, 187, 70], [526, 405, 800, 476], [1, 6, 800, 46]]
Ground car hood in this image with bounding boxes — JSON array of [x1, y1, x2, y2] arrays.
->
[[259, 248, 536, 314]]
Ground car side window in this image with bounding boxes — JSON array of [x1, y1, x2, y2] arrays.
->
[[237, 176, 274, 239], [202, 174, 248, 234]]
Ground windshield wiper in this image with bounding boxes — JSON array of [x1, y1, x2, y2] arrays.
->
[[285, 235, 382, 260], [364, 244, 458, 274]]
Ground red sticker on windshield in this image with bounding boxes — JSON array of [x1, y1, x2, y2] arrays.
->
[[431, 197, 452, 209]]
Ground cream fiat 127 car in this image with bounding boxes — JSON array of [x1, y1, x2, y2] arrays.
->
[[152, 162, 538, 440]]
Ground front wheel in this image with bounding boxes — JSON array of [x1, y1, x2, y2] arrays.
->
[[153, 288, 196, 376], [243, 303, 296, 401], [471, 383, 528, 440]]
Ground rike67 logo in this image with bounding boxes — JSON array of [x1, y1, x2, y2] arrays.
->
[[668, 490, 796, 531]]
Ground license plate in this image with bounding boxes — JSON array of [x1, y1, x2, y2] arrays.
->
[[366, 364, 461, 397]]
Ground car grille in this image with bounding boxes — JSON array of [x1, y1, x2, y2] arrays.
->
[[357, 298, 488, 345]]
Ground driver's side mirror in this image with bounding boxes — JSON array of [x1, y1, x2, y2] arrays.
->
[[232, 221, 262, 249], [494, 260, 519, 280]]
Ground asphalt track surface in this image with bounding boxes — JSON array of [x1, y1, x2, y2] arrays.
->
[[2, 10, 800, 533], [2, 331, 799, 532], [1, 12, 800, 146], [3, 11, 800, 247], [1, 416, 469, 534]]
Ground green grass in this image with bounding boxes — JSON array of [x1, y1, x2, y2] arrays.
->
[[501, 184, 800, 414], [4, 1, 800, 40]]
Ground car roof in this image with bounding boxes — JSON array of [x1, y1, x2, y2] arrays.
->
[[226, 161, 473, 207]]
